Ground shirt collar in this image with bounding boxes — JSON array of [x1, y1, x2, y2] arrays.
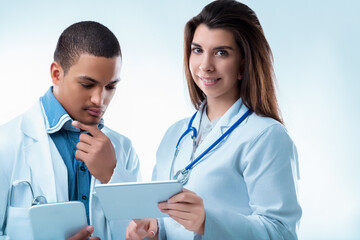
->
[[41, 87, 104, 133]]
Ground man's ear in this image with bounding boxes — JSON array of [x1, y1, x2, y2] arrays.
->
[[50, 61, 63, 85]]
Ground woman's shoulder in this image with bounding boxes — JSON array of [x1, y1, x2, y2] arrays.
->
[[249, 113, 284, 129], [245, 113, 291, 143], [162, 117, 189, 139]]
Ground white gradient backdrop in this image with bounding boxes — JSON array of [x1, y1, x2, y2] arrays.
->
[[0, 1, 359, 239]]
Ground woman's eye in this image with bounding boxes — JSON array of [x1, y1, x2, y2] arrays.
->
[[192, 47, 202, 54], [216, 50, 228, 56]]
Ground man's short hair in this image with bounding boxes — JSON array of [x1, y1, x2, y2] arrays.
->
[[54, 21, 121, 74]]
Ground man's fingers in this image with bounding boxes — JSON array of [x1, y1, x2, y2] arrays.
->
[[72, 121, 102, 137], [75, 150, 87, 162], [67, 225, 94, 240], [133, 219, 145, 226], [76, 142, 90, 153], [79, 133, 94, 144], [147, 218, 158, 237], [132, 219, 158, 238]]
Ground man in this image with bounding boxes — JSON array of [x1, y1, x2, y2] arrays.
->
[[0, 21, 141, 239]]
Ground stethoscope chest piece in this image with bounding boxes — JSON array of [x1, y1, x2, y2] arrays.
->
[[174, 169, 191, 185], [32, 195, 48, 206]]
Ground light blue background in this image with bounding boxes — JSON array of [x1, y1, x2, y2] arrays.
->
[[0, 1, 359, 239]]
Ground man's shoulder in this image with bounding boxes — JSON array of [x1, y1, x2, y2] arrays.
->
[[0, 113, 25, 170], [0, 100, 42, 130], [0, 113, 24, 136], [102, 126, 133, 149], [0, 100, 43, 147]]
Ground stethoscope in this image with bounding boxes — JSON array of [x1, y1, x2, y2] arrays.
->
[[8, 180, 48, 207], [1, 180, 48, 234], [171, 109, 252, 185]]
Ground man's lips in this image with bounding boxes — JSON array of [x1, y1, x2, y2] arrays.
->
[[85, 108, 103, 117]]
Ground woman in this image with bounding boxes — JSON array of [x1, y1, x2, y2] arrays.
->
[[126, 0, 301, 239]]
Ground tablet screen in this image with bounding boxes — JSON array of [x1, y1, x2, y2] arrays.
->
[[29, 201, 87, 240], [94, 180, 183, 220]]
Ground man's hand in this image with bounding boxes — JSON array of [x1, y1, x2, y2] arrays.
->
[[125, 219, 158, 240], [67, 225, 100, 240], [72, 121, 116, 183]]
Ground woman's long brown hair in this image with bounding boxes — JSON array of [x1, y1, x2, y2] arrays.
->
[[184, 0, 283, 124]]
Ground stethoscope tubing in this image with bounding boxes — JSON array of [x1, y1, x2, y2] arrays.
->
[[171, 108, 252, 181], [175, 112, 198, 148], [184, 109, 252, 170]]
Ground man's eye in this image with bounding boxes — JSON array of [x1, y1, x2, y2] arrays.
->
[[80, 83, 94, 88], [106, 85, 116, 90]]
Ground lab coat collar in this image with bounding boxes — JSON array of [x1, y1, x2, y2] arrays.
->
[[192, 98, 250, 162], [19, 100, 60, 202], [41, 87, 104, 133]]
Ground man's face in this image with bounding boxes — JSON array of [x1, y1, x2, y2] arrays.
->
[[51, 54, 121, 125]]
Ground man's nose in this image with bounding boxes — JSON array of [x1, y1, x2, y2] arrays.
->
[[90, 88, 105, 106]]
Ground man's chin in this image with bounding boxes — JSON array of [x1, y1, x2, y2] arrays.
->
[[77, 118, 101, 126]]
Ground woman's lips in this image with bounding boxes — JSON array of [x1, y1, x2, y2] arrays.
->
[[198, 76, 221, 86], [86, 108, 103, 117]]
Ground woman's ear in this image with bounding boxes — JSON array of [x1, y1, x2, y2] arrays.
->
[[238, 59, 245, 80]]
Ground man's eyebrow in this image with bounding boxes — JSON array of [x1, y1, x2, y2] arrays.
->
[[78, 76, 99, 83], [78, 75, 120, 84]]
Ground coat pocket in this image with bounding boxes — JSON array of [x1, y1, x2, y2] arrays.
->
[[5, 207, 33, 240]]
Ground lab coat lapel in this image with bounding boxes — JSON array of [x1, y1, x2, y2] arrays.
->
[[193, 99, 249, 163], [20, 101, 59, 203]]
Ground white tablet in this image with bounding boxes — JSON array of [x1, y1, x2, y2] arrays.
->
[[29, 201, 87, 240], [94, 180, 183, 220]]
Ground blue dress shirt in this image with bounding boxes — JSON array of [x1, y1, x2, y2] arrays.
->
[[41, 87, 104, 224]]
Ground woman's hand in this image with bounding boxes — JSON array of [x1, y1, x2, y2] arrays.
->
[[125, 218, 158, 240], [158, 188, 205, 234]]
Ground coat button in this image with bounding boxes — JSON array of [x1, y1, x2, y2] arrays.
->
[[82, 195, 87, 200], [80, 166, 86, 171]]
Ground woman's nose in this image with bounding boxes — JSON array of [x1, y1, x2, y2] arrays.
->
[[199, 55, 214, 72]]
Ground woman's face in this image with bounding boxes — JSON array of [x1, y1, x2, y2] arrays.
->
[[189, 24, 242, 105]]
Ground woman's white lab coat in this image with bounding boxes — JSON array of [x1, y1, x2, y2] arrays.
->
[[0, 100, 141, 240], [153, 98, 302, 239]]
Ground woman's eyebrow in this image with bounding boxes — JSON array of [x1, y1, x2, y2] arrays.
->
[[191, 42, 233, 51], [213, 46, 233, 50], [191, 42, 201, 47]]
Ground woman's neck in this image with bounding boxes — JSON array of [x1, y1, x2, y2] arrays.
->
[[206, 95, 240, 121]]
